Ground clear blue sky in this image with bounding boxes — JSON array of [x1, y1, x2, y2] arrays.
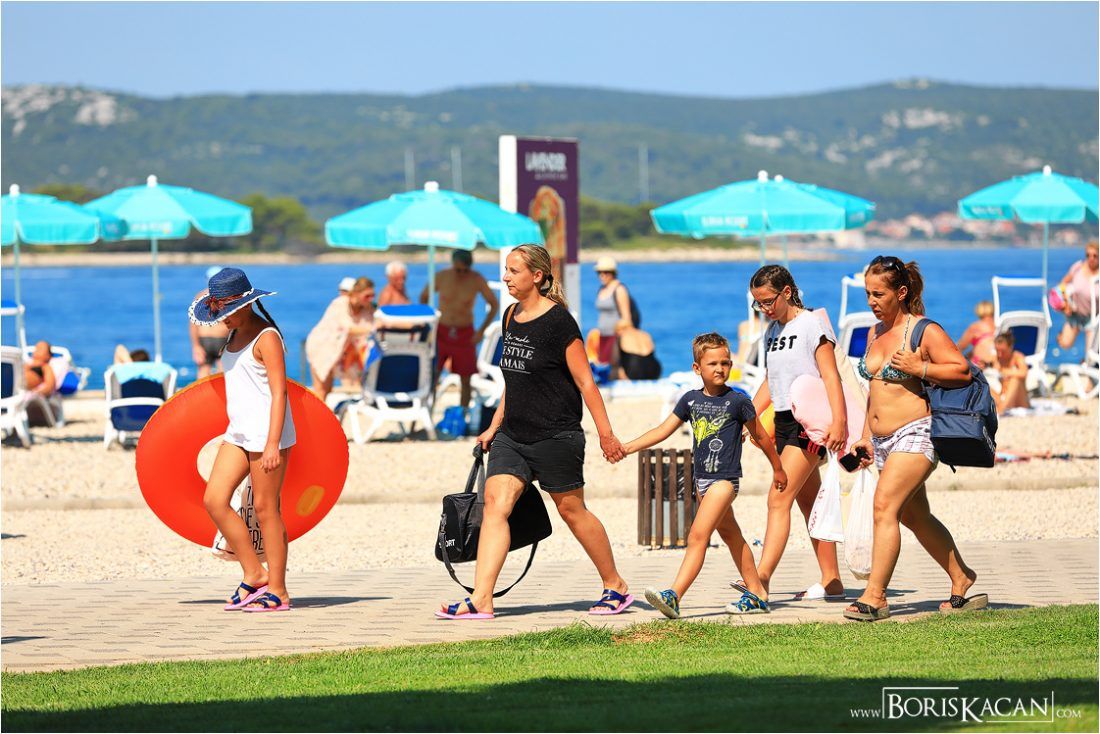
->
[[2, 2, 1097, 98]]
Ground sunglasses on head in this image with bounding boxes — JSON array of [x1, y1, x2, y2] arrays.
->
[[870, 255, 905, 272]]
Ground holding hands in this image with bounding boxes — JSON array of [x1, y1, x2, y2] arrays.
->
[[601, 433, 627, 464]]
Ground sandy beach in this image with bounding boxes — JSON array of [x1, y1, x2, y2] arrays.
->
[[2, 391, 1096, 585]]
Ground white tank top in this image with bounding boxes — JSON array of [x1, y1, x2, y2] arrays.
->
[[221, 326, 296, 452]]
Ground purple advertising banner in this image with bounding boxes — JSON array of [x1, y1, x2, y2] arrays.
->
[[508, 137, 579, 287]]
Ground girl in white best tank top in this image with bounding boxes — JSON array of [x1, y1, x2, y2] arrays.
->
[[189, 268, 296, 613]]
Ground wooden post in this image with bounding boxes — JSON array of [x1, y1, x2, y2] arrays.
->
[[654, 448, 665, 548], [637, 452, 646, 546], [669, 450, 681, 546], [684, 450, 695, 532]]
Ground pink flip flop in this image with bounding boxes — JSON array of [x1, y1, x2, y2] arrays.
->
[[435, 597, 495, 620], [241, 591, 290, 612], [589, 589, 634, 615], [224, 582, 268, 611]]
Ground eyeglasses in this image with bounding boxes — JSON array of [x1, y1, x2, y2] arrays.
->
[[751, 294, 781, 313]]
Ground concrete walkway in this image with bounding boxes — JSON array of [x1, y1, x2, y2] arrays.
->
[[2, 538, 1096, 673]]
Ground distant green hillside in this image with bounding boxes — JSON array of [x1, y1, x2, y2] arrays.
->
[[2, 80, 1096, 220]]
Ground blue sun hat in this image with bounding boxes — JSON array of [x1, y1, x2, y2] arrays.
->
[[189, 267, 277, 326]]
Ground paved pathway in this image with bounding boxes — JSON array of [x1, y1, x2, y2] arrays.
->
[[2, 538, 1096, 673]]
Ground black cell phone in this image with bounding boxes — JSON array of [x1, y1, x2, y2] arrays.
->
[[839, 446, 870, 473]]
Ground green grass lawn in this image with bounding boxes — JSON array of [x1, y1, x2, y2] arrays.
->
[[3, 605, 1097, 732]]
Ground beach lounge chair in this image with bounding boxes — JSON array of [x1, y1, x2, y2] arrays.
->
[[342, 340, 437, 444], [0, 346, 32, 447], [103, 362, 177, 449], [991, 276, 1053, 396]]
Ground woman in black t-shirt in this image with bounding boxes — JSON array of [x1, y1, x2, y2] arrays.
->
[[436, 245, 633, 620]]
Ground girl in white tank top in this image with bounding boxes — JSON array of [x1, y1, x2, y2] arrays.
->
[[189, 268, 296, 613]]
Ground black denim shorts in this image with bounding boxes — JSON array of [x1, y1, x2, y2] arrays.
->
[[487, 429, 585, 492], [774, 410, 826, 458]]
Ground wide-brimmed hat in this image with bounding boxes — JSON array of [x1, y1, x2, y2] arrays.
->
[[595, 256, 618, 273], [189, 267, 276, 326]]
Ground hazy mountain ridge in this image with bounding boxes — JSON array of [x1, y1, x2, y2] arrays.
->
[[2, 80, 1096, 219]]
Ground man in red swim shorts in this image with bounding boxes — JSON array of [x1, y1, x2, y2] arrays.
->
[[421, 249, 499, 409]]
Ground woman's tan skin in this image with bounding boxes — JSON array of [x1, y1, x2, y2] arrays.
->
[[1056, 242, 1099, 350], [991, 338, 1030, 414], [24, 341, 56, 395], [748, 284, 848, 597], [956, 305, 996, 368], [847, 272, 975, 615], [440, 251, 629, 617], [310, 284, 376, 400], [203, 306, 292, 608]]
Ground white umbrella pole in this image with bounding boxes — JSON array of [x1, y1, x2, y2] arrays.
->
[[428, 244, 436, 310], [151, 237, 162, 362], [1042, 222, 1050, 286], [13, 237, 26, 351]]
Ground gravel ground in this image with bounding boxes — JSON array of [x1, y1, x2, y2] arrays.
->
[[2, 392, 1097, 585]]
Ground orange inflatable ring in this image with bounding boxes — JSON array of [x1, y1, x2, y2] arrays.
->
[[136, 375, 348, 547]]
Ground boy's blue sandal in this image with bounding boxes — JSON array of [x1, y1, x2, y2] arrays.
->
[[726, 590, 770, 615], [644, 587, 680, 619], [590, 588, 635, 616]]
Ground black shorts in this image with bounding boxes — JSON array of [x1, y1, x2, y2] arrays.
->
[[487, 430, 585, 493], [774, 410, 826, 458], [198, 336, 224, 366]]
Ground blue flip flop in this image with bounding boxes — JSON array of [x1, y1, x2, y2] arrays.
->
[[590, 588, 635, 616]]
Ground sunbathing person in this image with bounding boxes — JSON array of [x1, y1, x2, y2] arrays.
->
[[956, 300, 997, 368], [24, 341, 56, 396], [990, 331, 1030, 414]]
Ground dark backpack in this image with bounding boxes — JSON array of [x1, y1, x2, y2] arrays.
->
[[616, 284, 642, 329], [910, 319, 998, 470]]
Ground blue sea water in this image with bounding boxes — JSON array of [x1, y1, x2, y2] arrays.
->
[[1, 246, 1088, 390]]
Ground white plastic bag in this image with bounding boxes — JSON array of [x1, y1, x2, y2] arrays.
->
[[807, 452, 845, 542], [844, 468, 876, 580], [211, 477, 266, 562]]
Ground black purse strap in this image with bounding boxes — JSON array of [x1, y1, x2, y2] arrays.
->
[[437, 525, 540, 598], [436, 442, 537, 598]]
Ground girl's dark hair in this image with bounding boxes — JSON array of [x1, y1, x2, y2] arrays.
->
[[865, 256, 925, 316], [749, 265, 804, 309], [218, 301, 285, 357]]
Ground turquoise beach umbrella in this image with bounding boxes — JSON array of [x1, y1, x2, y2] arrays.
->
[[86, 176, 252, 362], [651, 170, 876, 265], [959, 165, 1099, 284], [325, 181, 543, 307], [2, 184, 126, 348]]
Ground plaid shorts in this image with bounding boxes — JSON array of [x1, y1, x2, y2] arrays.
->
[[871, 416, 937, 470]]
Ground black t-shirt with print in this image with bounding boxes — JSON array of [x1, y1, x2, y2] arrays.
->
[[499, 303, 584, 443]]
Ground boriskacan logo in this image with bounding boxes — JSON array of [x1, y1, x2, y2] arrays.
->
[[849, 687, 1083, 724]]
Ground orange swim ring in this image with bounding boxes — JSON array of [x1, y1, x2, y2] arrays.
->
[[136, 375, 348, 547]]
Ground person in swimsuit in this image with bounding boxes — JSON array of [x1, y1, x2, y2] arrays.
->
[[845, 255, 985, 621], [743, 265, 849, 603], [23, 341, 56, 396], [190, 268, 296, 613], [956, 300, 996, 369], [616, 324, 661, 381], [593, 257, 634, 376], [378, 261, 411, 307], [190, 267, 231, 379], [989, 330, 1030, 414], [1055, 240, 1100, 351]]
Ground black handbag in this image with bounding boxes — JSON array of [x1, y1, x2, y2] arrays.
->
[[435, 444, 552, 597]]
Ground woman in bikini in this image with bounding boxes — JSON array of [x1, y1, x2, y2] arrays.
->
[[845, 256, 985, 621], [956, 300, 996, 368]]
